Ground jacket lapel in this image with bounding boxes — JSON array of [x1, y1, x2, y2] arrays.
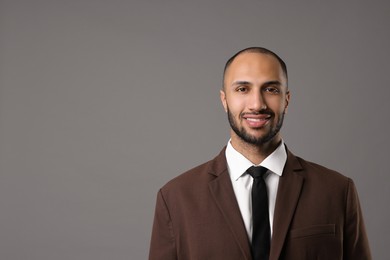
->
[[208, 148, 252, 260], [269, 149, 304, 260]]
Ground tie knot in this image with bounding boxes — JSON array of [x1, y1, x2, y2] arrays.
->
[[247, 166, 268, 179]]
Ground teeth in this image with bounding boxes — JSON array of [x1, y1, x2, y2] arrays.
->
[[247, 118, 265, 122]]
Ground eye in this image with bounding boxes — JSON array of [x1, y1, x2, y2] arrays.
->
[[236, 86, 248, 93], [264, 86, 280, 94]]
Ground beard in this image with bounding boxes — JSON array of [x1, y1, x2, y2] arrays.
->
[[227, 107, 285, 146]]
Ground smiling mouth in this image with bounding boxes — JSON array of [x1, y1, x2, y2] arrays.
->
[[243, 114, 271, 120], [246, 117, 270, 122], [242, 114, 271, 127]]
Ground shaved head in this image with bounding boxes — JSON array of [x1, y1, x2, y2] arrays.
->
[[223, 47, 288, 89]]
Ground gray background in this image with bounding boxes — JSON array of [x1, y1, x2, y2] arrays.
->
[[1, 0, 389, 259]]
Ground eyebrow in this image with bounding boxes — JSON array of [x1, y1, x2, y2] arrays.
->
[[231, 80, 282, 87], [231, 80, 251, 87], [263, 80, 282, 87]]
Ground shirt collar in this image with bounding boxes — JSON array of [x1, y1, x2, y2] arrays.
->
[[225, 139, 287, 181]]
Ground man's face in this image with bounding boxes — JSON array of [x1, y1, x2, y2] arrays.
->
[[220, 52, 290, 146]]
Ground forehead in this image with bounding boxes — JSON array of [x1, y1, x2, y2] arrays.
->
[[225, 52, 286, 85]]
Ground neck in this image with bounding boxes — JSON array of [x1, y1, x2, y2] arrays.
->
[[230, 132, 282, 165]]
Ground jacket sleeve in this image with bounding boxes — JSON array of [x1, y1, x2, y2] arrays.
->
[[149, 189, 177, 260], [343, 179, 372, 260]]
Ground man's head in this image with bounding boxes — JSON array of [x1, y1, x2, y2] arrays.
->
[[223, 47, 288, 89], [220, 47, 290, 147]]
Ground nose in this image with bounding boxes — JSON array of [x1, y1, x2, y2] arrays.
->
[[248, 90, 266, 111]]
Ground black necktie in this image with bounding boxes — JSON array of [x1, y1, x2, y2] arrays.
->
[[247, 166, 270, 260]]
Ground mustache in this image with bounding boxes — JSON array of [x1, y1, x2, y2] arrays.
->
[[241, 109, 274, 117]]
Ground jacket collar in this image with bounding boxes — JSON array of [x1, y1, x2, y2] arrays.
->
[[208, 147, 252, 259], [207, 146, 304, 260]]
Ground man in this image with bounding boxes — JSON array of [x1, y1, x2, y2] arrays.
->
[[149, 47, 371, 259]]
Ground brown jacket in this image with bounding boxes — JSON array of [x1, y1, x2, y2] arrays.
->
[[149, 147, 371, 259]]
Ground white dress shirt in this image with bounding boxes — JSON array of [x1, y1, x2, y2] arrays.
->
[[225, 140, 287, 242]]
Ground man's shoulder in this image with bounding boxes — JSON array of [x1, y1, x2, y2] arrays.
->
[[163, 159, 214, 188], [161, 147, 227, 193], [291, 152, 352, 185]]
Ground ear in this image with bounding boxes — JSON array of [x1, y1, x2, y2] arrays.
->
[[220, 89, 228, 113], [284, 90, 291, 114]]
